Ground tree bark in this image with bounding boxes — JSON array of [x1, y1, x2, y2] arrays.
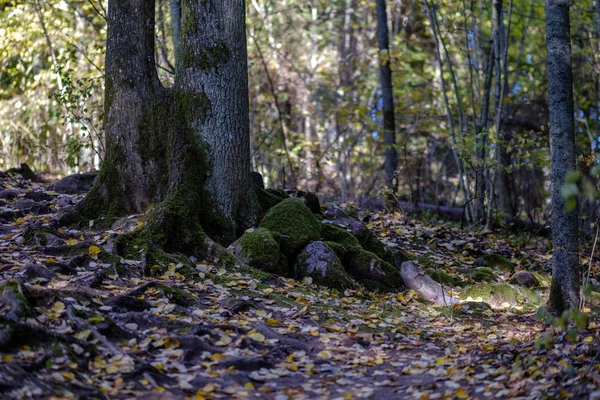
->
[[77, 0, 258, 254], [545, 0, 580, 313], [376, 0, 397, 190]]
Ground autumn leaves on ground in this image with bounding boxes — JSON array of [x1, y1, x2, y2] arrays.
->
[[0, 170, 599, 400]]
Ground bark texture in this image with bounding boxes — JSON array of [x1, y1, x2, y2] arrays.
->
[[545, 0, 580, 313], [78, 0, 258, 252], [376, 0, 398, 190]]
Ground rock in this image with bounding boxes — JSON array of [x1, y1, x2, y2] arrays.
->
[[250, 171, 265, 189], [235, 228, 285, 274], [15, 198, 34, 212], [294, 242, 354, 290], [57, 194, 74, 207], [426, 268, 461, 287], [259, 198, 321, 257], [284, 189, 321, 214], [0, 189, 18, 200], [321, 223, 361, 251], [509, 271, 540, 288], [460, 283, 537, 307], [469, 267, 498, 283], [49, 173, 96, 194], [16, 263, 55, 281], [323, 217, 386, 258], [401, 261, 457, 305], [475, 253, 514, 274], [324, 206, 348, 219], [7, 163, 38, 181], [24, 191, 53, 202], [344, 248, 404, 292]]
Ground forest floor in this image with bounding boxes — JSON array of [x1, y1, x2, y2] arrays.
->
[[0, 172, 600, 399]]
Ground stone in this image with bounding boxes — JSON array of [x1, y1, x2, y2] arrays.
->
[[259, 198, 321, 257], [294, 241, 354, 290], [509, 271, 540, 288], [49, 173, 97, 194]]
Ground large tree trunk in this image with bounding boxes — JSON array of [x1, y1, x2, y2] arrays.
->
[[545, 0, 580, 313], [376, 0, 398, 190], [77, 0, 258, 255]]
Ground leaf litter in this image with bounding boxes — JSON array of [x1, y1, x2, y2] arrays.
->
[[0, 172, 599, 399]]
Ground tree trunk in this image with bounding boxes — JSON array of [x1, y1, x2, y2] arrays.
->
[[169, 0, 181, 71], [376, 0, 397, 190], [545, 0, 580, 313], [77, 0, 258, 254]]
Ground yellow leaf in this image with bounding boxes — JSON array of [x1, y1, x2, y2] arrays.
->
[[248, 332, 265, 342], [88, 246, 101, 256], [16, 217, 25, 225], [62, 371, 75, 380], [266, 318, 278, 326], [165, 337, 180, 349], [75, 330, 92, 341], [244, 382, 255, 390], [255, 309, 267, 317], [65, 238, 78, 246], [455, 388, 468, 399]]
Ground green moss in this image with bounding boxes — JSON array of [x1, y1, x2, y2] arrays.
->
[[470, 267, 497, 283], [238, 228, 286, 274], [426, 268, 461, 287], [343, 248, 404, 292], [321, 223, 361, 250], [477, 254, 514, 273], [253, 184, 285, 214], [322, 241, 347, 259], [460, 283, 537, 307], [259, 198, 322, 257]]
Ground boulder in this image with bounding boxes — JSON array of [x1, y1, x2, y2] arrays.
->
[[469, 267, 498, 283], [401, 261, 457, 305], [294, 242, 354, 290], [49, 173, 96, 194], [321, 223, 361, 252], [284, 189, 321, 214], [509, 271, 540, 288], [235, 228, 285, 274], [259, 198, 321, 257], [344, 248, 404, 292]]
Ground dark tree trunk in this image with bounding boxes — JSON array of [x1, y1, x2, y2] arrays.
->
[[376, 0, 397, 190], [545, 0, 580, 313], [77, 0, 258, 254]]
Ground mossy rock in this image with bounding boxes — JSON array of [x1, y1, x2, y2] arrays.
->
[[460, 283, 537, 307], [426, 268, 462, 287], [285, 189, 321, 214], [265, 188, 289, 199], [343, 248, 404, 292], [294, 242, 354, 290], [259, 198, 322, 257], [322, 241, 348, 259], [321, 223, 361, 251], [253, 185, 286, 213], [238, 228, 286, 274], [469, 267, 498, 283], [476, 254, 514, 273]]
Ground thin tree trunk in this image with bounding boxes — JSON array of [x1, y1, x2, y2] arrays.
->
[[546, 0, 580, 313], [376, 0, 398, 190], [169, 0, 181, 71]]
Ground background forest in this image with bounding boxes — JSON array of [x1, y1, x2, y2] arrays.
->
[[3, 0, 596, 228]]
